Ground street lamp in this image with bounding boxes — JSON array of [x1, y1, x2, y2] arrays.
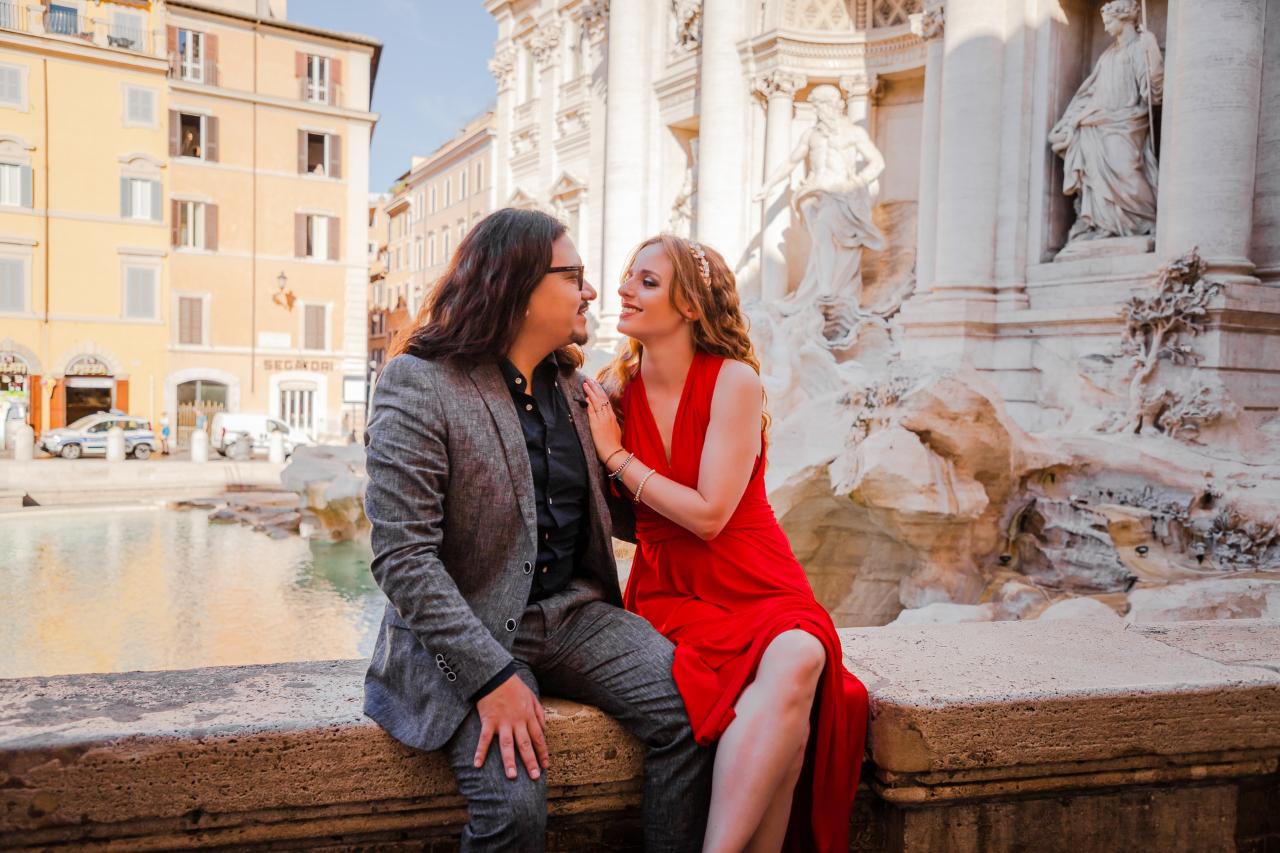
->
[[276, 271, 287, 294]]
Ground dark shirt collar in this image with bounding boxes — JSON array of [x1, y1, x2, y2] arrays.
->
[[499, 353, 560, 394]]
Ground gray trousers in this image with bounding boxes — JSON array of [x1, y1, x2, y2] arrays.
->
[[441, 580, 713, 852]]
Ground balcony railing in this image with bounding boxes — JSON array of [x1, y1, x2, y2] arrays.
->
[[46, 5, 82, 37], [0, 0, 22, 31], [299, 77, 341, 107], [0, 3, 159, 55], [170, 56, 219, 87]]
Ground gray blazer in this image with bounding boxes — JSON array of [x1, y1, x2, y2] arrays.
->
[[362, 352, 625, 753]]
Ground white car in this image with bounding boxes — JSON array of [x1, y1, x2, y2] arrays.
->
[[38, 413, 160, 460], [209, 412, 312, 457]]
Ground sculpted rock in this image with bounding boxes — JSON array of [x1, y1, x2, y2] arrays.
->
[[281, 445, 369, 542]]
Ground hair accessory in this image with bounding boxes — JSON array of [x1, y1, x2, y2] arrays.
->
[[687, 241, 712, 289]]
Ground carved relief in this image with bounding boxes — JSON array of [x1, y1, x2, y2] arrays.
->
[[909, 1, 943, 40], [577, 0, 609, 41], [529, 21, 562, 66], [871, 0, 921, 28], [671, 0, 703, 51], [488, 47, 516, 89], [782, 0, 857, 32], [751, 68, 806, 101]]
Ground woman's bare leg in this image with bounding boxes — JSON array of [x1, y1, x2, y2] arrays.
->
[[701, 630, 825, 853]]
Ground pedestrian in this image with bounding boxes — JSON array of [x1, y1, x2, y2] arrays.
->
[[160, 415, 171, 455]]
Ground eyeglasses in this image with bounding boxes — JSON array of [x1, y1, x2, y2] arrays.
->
[[548, 264, 585, 292]]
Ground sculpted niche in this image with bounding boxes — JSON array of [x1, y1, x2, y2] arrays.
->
[[1049, 0, 1163, 248], [755, 84, 886, 326]]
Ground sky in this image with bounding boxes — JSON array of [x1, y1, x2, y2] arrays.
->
[[294, 0, 498, 194]]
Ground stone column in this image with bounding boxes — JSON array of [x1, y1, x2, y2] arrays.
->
[[532, 21, 561, 196], [696, 0, 747, 263], [600, 0, 646, 333], [487, 45, 516, 210], [930, 0, 1004, 300], [839, 71, 878, 133], [911, 2, 945, 293], [753, 69, 805, 303], [1155, 0, 1266, 282]]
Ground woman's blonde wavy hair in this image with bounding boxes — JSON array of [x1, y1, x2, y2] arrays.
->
[[597, 234, 770, 437]]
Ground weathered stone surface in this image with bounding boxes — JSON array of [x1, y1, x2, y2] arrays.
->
[[839, 619, 1280, 775], [1037, 597, 1122, 621], [1126, 579, 1280, 623], [887, 602, 996, 626], [3, 621, 1278, 850]]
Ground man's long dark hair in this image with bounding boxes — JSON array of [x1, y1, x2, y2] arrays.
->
[[392, 208, 583, 370]]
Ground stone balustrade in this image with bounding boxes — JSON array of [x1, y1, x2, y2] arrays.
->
[[2, 619, 1277, 851]]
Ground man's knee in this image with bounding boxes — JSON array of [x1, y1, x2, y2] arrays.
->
[[467, 776, 547, 842]]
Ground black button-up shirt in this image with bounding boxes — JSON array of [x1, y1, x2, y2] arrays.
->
[[470, 356, 591, 704], [499, 355, 589, 603]]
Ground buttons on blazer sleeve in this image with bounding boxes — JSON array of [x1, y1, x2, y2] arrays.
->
[[522, 561, 533, 574], [505, 618, 517, 632]]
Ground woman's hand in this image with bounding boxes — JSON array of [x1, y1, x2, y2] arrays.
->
[[583, 379, 624, 465]]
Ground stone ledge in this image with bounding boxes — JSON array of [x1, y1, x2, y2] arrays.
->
[[1, 619, 1277, 850]]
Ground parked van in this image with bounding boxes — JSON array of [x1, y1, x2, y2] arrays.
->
[[208, 413, 313, 457]]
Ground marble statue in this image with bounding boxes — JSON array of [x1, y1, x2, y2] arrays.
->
[[755, 83, 886, 316], [1049, 0, 1163, 244], [667, 167, 695, 237]]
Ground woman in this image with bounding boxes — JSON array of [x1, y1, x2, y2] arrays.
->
[[583, 235, 868, 853]]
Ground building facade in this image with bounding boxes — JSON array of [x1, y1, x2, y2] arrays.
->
[[0, 0, 379, 446], [163, 0, 379, 444], [0, 0, 171, 438], [486, 0, 1280, 425]]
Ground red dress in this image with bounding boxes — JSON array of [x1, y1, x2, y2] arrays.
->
[[619, 351, 869, 853]]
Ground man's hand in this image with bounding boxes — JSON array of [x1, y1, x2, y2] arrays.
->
[[474, 674, 549, 781]]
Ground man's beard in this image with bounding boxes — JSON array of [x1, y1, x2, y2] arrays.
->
[[569, 328, 589, 346]]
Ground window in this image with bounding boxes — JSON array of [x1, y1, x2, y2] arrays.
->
[[109, 11, 143, 51], [123, 266, 158, 319], [429, 186, 436, 213], [296, 213, 337, 260], [303, 304, 326, 349], [457, 220, 465, 244], [0, 257, 24, 312], [475, 160, 483, 191], [0, 163, 31, 207], [124, 86, 155, 126], [176, 200, 205, 248], [427, 232, 435, 266], [177, 29, 205, 82], [180, 113, 202, 157], [0, 63, 25, 110], [442, 230, 450, 258], [305, 55, 329, 103], [47, 4, 77, 36], [459, 171, 467, 198], [178, 295, 204, 345], [444, 179, 451, 207], [279, 384, 315, 432], [299, 131, 340, 177], [415, 237, 423, 271], [121, 177, 160, 221]]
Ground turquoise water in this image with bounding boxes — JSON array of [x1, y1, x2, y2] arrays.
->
[[0, 507, 385, 679]]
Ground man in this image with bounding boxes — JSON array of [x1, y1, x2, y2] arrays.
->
[[362, 208, 712, 851]]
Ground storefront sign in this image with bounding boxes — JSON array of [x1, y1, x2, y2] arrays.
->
[[263, 358, 335, 372], [66, 356, 111, 377], [0, 354, 29, 376]]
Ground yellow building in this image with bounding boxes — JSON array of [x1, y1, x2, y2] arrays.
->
[[0, 0, 379, 446], [0, 0, 171, 436], [163, 0, 379, 445]]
